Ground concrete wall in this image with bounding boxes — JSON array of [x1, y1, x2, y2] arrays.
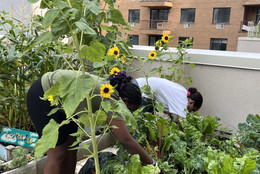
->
[[130, 45, 260, 131], [237, 37, 260, 53]]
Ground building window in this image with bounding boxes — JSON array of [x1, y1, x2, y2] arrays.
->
[[178, 37, 193, 48], [212, 8, 231, 23], [129, 35, 139, 45], [128, 10, 140, 23], [150, 9, 169, 29], [210, 38, 227, 51], [180, 8, 196, 23], [257, 8, 260, 23], [149, 35, 162, 46]]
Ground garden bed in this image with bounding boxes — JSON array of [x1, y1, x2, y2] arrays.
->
[[0, 132, 115, 174]]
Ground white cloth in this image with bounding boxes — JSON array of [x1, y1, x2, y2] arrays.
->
[[136, 77, 188, 118]]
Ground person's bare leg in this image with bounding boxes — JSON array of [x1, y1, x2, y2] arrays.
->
[[64, 136, 78, 174], [44, 143, 67, 174]]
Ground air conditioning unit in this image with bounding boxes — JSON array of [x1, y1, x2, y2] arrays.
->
[[157, 22, 163, 28], [184, 23, 191, 28], [130, 23, 136, 27], [216, 23, 224, 29]]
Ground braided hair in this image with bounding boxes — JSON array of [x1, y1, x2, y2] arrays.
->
[[187, 87, 203, 109], [108, 71, 142, 107]]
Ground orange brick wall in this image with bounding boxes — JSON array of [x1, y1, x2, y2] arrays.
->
[[115, 0, 260, 51]]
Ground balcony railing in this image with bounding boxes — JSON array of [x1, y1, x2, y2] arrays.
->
[[140, 20, 170, 30], [240, 20, 260, 38], [140, 0, 173, 8]]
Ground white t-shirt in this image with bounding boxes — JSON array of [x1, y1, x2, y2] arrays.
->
[[136, 77, 188, 118]]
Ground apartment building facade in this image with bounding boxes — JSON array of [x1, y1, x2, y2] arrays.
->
[[116, 0, 260, 51]]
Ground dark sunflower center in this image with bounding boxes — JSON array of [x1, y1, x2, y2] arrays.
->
[[113, 71, 117, 74], [151, 53, 154, 57], [104, 88, 109, 93], [114, 51, 118, 55], [165, 36, 168, 40]]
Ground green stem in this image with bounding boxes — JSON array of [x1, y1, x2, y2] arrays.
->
[[86, 94, 100, 174]]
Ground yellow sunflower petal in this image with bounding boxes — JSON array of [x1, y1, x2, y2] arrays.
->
[[162, 34, 171, 43], [148, 50, 157, 59], [110, 67, 120, 75], [100, 84, 114, 98]]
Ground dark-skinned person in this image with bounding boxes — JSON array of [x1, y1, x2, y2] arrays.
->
[[133, 77, 203, 128], [27, 69, 155, 174]]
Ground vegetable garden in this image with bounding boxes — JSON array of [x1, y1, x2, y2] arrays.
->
[[0, 0, 259, 173]]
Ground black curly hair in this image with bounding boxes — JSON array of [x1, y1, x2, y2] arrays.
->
[[108, 71, 142, 107]]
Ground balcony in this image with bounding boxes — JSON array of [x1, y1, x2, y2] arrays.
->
[[140, 0, 173, 8], [130, 45, 260, 130], [139, 20, 171, 34]]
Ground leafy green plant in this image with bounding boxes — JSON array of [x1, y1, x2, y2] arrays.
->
[[10, 147, 30, 169], [237, 114, 260, 151]]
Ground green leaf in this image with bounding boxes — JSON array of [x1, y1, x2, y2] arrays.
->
[[78, 114, 90, 128], [59, 74, 94, 117], [75, 18, 96, 35], [101, 100, 111, 113], [27, 0, 40, 3], [47, 107, 61, 116], [43, 83, 60, 100], [51, 17, 70, 37], [83, 0, 100, 15], [81, 41, 106, 62], [42, 9, 60, 28], [94, 110, 107, 126], [93, 61, 107, 68], [109, 9, 127, 25], [155, 102, 164, 114], [100, 24, 116, 32], [34, 119, 59, 160]]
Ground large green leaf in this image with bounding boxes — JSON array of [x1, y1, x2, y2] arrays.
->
[[43, 83, 60, 100], [94, 110, 107, 126], [42, 9, 60, 28], [51, 17, 70, 37], [109, 9, 127, 25], [83, 0, 100, 15], [75, 18, 96, 35], [81, 40, 106, 62], [34, 119, 59, 160], [59, 74, 94, 117]]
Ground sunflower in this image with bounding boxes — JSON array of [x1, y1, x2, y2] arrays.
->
[[121, 55, 126, 64], [110, 67, 120, 75], [108, 47, 120, 58], [161, 34, 171, 43], [148, 50, 157, 59], [100, 84, 114, 98], [156, 40, 162, 47]]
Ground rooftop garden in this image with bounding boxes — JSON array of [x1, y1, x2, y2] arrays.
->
[[0, 0, 259, 173]]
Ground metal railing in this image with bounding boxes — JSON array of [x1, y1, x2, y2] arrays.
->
[[240, 20, 260, 37]]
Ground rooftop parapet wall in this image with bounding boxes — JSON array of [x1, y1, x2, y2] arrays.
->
[[130, 45, 260, 130]]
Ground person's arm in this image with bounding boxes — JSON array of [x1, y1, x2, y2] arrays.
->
[[107, 118, 153, 165]]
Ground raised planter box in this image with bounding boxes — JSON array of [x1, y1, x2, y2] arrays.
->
[[1, 132, 115, 174]]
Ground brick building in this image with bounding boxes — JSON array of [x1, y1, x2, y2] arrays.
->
[[115, 0, 260, 51]]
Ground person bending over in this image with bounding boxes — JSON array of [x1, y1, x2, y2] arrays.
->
[[27, 70, 154, 174]]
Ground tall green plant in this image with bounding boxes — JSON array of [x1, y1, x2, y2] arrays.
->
[[26, 0, 134, 173], [0, 11, 68, 130]]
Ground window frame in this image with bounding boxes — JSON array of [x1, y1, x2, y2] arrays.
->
[[212, 7, 231, 24], [128, 9, 140, 23], [210, 38, 228, 51], [180, 8, 196, 23]]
